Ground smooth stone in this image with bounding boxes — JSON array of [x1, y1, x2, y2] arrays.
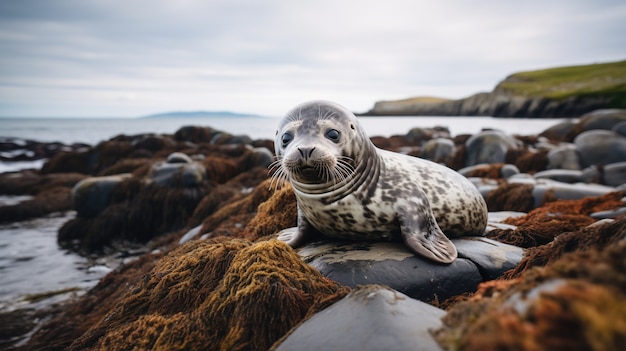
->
[[613, 121, 626, 137], [295, 236, 521, 302], [547, 143, 581, 170], [577, 109, 626, 132], [501, 164, 520, 178], [508, 173, 537, 185], [178, 224, 203, 244], [72, 174, 132, 218], [574, 130, 626, 168], [147, 161, 206, 187], [166, 152, 193, 164], [587, 218, 615, 227], [590, 207, 626, 219], [603, 161, 626, 187], [420, 138, 456, 164], [454, 237, 524, 280], [249, 147, 274, 168], [539, 120, 577, 141], [533, 169, 583, 183], [465, 131, 522, 167], [580, 165, 601, 184], [531, 179, 616, 208], [273, 285, 445, 351]]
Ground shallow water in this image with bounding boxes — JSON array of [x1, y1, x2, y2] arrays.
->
[[0, 210, 111, 311]]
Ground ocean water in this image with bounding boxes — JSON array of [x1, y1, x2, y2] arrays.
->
[[0, 115, 568, 313], [0, 115, 568, 145]]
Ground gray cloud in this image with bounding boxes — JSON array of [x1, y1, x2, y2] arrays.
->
[[0, 0, 625, 117]]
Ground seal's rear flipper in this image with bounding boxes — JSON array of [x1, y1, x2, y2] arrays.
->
[[402, 229, 457, 264], [398, 204, 457, 264]]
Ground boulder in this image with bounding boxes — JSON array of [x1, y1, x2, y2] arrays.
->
[[273, 285, 445, 351], [465, 131, 522, 166], [574, 130, 626, 167], [294, 236, 523, 302], [72, 174, 132, 218]]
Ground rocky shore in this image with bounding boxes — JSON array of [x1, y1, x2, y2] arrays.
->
[[363, 60, 626, 117], [1, 109, 625, 350]]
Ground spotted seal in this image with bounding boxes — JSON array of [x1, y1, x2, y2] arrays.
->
[[272, 100, 488, 263]]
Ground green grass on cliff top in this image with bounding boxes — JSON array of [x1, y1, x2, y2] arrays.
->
[[497, 60, 626, 101]]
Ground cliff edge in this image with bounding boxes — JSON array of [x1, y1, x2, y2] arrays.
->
[[364, 60, 626, 117]]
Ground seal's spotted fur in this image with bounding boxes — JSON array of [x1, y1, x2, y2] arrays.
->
[[273, 100, 488, 263]]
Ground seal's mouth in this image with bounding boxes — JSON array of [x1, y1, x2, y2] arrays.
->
[[297, 166, 321, 182]]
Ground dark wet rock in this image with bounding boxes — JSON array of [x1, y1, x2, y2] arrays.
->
[[574, 130, 626, 167], [59, 174, 211, 252], [273, 285, 445, 351], [580, 165, 601, 183], [248, 146, 274, 168], [538, 120, 578, 142], [465, 131, 522, 166], [533, 169, 582, 183], [420, 138, 456, 164], [590, 206, 626, 219], [405, 126, 450, 145], [72, 174, 132, 218], [546, 143, 580, 170], [0, 137, 89, 163], [455, 237, 523, 280], [130, 134, 173, 152], [210, 132, 253, 145], [173, 125, 219, 143], [604, 161, 626, 187], [576, 108, 626, 133], [295, 237, 522, 302], [486, 177, 618, 212], [613, 121, 626, 137], [0, 171, 86, 222], [146, 153, 206, 187], [165, 151, 192, 163], [500, 164, 521, 178]]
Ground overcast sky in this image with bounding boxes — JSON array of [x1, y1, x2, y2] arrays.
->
[[0, 0, 625, 118]]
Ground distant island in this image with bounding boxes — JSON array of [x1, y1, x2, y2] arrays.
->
[[361, 60, 626, 118], [142, 111, 265, 119]]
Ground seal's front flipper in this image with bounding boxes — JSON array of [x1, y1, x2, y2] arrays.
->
[[398, 203, 457, 264], [277, 208, 320, 248]]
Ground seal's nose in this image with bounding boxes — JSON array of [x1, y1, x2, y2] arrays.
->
[[297, 147, 316, 160]]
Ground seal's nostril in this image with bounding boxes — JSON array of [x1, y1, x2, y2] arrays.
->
[[298, 147, 316, 158]]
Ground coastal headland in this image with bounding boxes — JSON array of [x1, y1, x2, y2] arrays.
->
[[362, 60, 626, 117]]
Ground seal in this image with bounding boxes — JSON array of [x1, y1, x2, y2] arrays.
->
[[271, 100, 488, 263]]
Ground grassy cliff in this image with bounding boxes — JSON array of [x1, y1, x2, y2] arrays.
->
[[365, 60, 626, 117], [496, 60, 626, 107]]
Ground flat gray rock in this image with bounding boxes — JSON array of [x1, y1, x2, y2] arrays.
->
[[295, 235, 523, 302], [273, 285, 445, 351]]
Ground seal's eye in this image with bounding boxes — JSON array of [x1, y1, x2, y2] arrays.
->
[[281, 132, 293, 147], [325, 129, 340, 142]]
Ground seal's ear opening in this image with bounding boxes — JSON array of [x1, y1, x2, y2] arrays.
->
[[350, 124, 355, 130]]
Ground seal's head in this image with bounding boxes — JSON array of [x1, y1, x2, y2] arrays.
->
[[273, 100, 371, 186]]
